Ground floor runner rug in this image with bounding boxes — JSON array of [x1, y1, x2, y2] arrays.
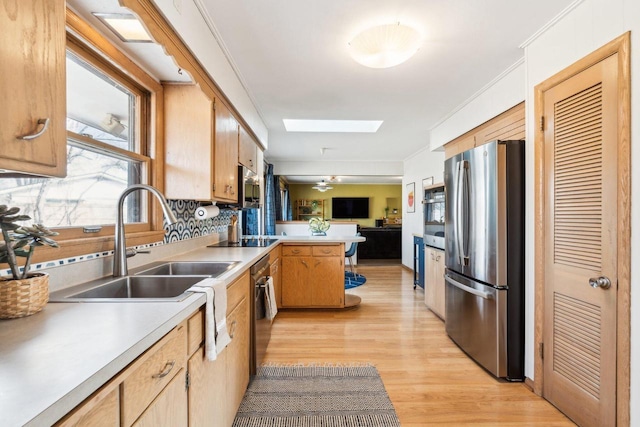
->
[[345, 271, 366, 289], [233, 364, 400, 427]]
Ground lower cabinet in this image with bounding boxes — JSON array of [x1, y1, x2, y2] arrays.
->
[[188, 271, 250, 427], [425, 247, 446, 320], [56, 271, 252, 427], [281, 244, 344, 308], [269, 245, 282, 308], [133, 370, 188, 427]]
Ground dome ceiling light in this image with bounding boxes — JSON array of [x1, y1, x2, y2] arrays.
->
[[348, 23, 422, 69]]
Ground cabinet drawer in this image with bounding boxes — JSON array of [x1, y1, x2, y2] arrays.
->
[[187, 310, 204, 356], [312, 245, 342, 257], [227, 271, 249, 314], [282, 245, 312, 256], [55, 387, 119, 427], [121, 324, 187, 426]]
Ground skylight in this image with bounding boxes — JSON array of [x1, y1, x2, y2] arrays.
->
[[283, 119, 383, 133]]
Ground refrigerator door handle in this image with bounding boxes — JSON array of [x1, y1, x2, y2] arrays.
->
[[445, 274, 493, 300], [456, 160, 470, 266]]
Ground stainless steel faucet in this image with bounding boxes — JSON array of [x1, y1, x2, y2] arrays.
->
[[113, 184, 178, 277]]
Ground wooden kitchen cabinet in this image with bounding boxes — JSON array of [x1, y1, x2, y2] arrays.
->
[[132, 370, 187, 427], [269, 245, 282, 308], [0, 0, 66, 177], [238, 124, 257, 173], [281, 244, 345, 308], [425, 247, 446, 320], [56, 388, 119, 427], [188, 272, 250, 427], [164, 84, 238, 202], [213, 100, 239, 202]]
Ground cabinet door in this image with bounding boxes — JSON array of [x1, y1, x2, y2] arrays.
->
[[132, 369, 188, 427], [424, 248, 436, 309], [281, 256, 313, 307], [0, 0, 66, 177], [214, 100, 239, 202], [164, 84, 214, 200], [226, 297, 250, 423], [433, 250, 446, 320], [270, 257, 282, 308], [238, 125, 257, 173], [188, 348, 227, 427], [311, 257, 344, 307]]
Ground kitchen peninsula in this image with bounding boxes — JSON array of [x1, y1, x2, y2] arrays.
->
[[0, 234, 364, 427]]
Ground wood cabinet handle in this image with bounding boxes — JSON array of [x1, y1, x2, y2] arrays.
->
[[431, 253, 435, 260], [301, 260, 309, 268], [436, 255, 441, 261], [152, 360, 175, 379], [292, 249, 300, 254], [229, 320, 238, 339], [19, 118, 50, 140]]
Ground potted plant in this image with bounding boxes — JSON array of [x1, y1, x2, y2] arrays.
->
[[0, 205, 59, 319]]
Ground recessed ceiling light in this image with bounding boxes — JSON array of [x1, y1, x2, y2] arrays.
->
[[283, 119, 383, 133], [348, 23, 422, 69], [93, 13, 153, 43]]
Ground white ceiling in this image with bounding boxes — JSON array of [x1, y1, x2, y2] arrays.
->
[[69, 0, 574, 184]]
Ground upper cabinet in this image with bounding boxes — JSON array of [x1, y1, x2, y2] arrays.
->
[[238, 125, 257, 173], [164, 84, 238, 202], [213, 99, 239, 202], [0, 0, 66, 177]]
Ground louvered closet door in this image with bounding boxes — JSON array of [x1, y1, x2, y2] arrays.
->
[[542, 54, 618, 426]]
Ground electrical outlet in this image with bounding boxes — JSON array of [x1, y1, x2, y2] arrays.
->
[[173, 0, 182, 14]]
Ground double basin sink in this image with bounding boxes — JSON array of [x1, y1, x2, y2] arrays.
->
[[50, 261, 240, 302]]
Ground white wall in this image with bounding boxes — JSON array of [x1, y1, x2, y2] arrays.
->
[[430, 61, 526, 150], [425, 0, 639, 420], [401, 147, 445, 268], [523, 0, 640, 420], [151, 0, 269, 147]]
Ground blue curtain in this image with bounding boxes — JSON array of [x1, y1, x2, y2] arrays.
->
[[274, 175, 283, 221], [283, 183, 293, 221], [264, 163, 276, 235]]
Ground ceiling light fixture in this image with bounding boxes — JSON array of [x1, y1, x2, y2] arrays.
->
[[312, 180, 334, 192], [93, 13, 153, 43], [348, 22, 422, 69], [283, 119, 383, 133]]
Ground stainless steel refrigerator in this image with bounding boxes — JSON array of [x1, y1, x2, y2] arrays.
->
[[444, 140, 525, 380]]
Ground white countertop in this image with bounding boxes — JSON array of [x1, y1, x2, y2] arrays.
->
[[0, 235, 364, 427]]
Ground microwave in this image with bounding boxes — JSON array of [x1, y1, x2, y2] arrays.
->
[[238, 165, 261, 208], [422, 184, 445, 249]]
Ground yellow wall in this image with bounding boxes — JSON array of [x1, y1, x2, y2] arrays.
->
[[289, 184, 402, 227]]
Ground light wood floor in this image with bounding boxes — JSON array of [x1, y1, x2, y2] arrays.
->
[[265, 265, 574, 426]]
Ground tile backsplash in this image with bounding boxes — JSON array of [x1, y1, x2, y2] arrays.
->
[[1, 200, 235, 277], [165, 200, 234, 242]]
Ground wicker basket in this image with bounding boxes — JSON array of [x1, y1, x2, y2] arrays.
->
[[0, 273, 49, 320]]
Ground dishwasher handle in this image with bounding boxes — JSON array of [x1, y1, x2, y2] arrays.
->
[[445, 274, 493, 300]]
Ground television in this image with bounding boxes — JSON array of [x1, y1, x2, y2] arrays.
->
[[332, 197, 369, 219]]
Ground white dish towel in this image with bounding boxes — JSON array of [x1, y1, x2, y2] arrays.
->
[[265, 276, 278, 321], [188, 278, 232, 361]]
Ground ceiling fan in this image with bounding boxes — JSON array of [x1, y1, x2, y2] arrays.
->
[[312, 179, 334, 192]]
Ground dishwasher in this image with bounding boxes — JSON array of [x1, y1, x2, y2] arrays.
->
[[250, 254, 271, 375]]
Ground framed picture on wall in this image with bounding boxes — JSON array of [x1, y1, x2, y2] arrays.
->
[[406, 182, 416, 213]]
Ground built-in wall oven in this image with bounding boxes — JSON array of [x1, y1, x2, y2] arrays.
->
[[422, 184, 445, 249], [250, 253, 271, 375]]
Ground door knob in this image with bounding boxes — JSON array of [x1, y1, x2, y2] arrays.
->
[[589, 276, 612, 290]]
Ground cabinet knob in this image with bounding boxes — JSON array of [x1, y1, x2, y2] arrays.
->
[[18, 118, 50, 140], [229, 320, 238, 338]]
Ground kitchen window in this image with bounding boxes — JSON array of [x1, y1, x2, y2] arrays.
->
[[0, 26, 163, 262]]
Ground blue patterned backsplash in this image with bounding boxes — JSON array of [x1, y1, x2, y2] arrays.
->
[[165, 200, 234, 242], [1, 200, 235, 277]]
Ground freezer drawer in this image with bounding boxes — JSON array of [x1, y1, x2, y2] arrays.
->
[[444, 271, 507, 378]]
